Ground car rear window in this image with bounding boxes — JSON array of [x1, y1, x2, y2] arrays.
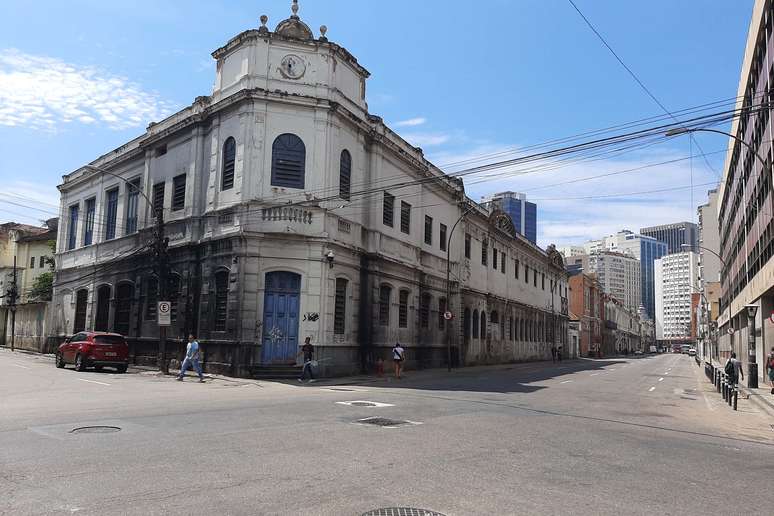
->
[[94, 335, 126, 345]]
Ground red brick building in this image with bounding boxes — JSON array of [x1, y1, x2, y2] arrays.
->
[[569, 273, 602, 357]]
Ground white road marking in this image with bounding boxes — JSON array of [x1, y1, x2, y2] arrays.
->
[[561, 380, 573, 384], [590, 373, 600, 376], [77, 378, 111, 386], [649, 386, 656, 392], [658, 377, 664, 382], [11, 364, 29, 369]]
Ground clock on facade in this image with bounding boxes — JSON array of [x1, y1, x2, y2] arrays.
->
[[279, 54, 306, 79]]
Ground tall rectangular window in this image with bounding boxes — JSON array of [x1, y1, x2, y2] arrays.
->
[[440, 224, 447, 252], [493, 247, 498, 269], [424, 215, 433, 245], [83, 198, 95, 246], [399, 290, 409, 328], [525, 265, 529, 283], [465, 233, 471, 258], [515, 259, 520, 279], [172, 174, 186, 211], [482, 240, 488, 266], [30, 256, 35, 268], [379, 285, 391, 326], [125, 179, 140, 234], [400, 201, 411, 234], [67, 204, 79, 250], [104, 188, 118, 240], [501, 251, 506, 273], [438, 297, 447, 330], [39, 256, 45, 268], [383, 192, 394, 227], [334, 278, 347, 335], [542, 273, 545, 290], [153, 182, 165, 215]]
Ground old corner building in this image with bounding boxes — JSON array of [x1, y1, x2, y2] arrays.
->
[[51, 2, 570, 377]]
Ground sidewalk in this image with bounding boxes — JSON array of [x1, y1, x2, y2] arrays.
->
[[708, 358, 774, 417]]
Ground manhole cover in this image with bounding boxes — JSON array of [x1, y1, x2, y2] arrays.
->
[[337, 400, 395, 408], [355, 417, 418, 428], [69, 426, 121, 434], [361, 509, 446, 516]]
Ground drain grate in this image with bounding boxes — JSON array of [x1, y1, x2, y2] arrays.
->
[[70, 426, 121, 434], [362, 508, 446, 516], [355, 417, 417, 428]]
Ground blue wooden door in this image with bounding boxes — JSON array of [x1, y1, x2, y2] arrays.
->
[[261, 272, 301, 364]]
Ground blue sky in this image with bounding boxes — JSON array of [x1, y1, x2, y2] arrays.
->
[[0, 0, 754, 247]]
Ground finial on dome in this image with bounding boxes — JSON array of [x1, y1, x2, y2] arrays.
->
[[291, 0, 299, 18], [259, 14, 269, 33], [319, 25, 328, 41]]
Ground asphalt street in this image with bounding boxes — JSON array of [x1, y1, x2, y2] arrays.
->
[[1, 349, 773, 516]]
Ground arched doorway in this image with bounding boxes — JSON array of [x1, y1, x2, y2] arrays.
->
[[95, 285, 111, 331], [261, 271, 301, 364], [114, 283, 134, 336], [73, 289, 88, 333]]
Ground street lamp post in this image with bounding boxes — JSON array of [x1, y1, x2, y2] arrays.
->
[[445, 202, 477, 372]]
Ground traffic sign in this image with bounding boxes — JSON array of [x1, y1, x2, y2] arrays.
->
[[158, 301, 171, 326], [728, 326, 735, 335], [443, 311, 454, 321], [769, 311, 774, 324]]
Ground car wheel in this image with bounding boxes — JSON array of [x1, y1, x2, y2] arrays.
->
[[75, 354, 86, 372], [116, 364, 128, 374], [55, 352, 65, 368]]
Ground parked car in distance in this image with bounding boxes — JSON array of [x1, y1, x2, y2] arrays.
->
[[56, 332, 129, 373], [634, 350, 643, 356], [680, 344, 692, 354], [688, 348, 696, 356], [649, 345, 657, 354]]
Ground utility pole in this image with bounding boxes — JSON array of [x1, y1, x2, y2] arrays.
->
[[153, 208, 170, 374], [6, 256, 19, 351]]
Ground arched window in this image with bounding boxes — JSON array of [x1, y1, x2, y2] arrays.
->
[[95, 285, 110, 332], [463, 307, 471, 338], [334, 278, 347, 335], [420, 293, 431, 329], [398, 290, 409, 328], [480, 312, 487, 340], [74, 289, 88, 333], [379, 285, 391, 326], [114, 283, 134, 336], [214, 270, 229, 332], [221, 137, 236, 190], [472, 310, 479, 338], [271, 133, 306, 189], [145, 276, 158, 320], [339, 149, 351, 201]]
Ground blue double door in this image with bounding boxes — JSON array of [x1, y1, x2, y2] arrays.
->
[[261, 272, 301, 364]]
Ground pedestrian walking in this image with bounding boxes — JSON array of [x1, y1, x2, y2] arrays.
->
[[297, 337, 316, 383], [766, 347, 774, 395], [724, 352, 744, 389], [392, 342, 405, 379], [177, 334, 204, 382], [551, 346, 557, 363], [557, 346, 563, 363]]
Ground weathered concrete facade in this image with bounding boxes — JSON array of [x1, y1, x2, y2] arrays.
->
[[52, 4, 569, 377]]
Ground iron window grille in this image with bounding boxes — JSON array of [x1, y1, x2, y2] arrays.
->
[[340, 150, 351, 200], [400, 202, 411, 234], [398, 290, 409, 328], [334, 278, 347, 334]]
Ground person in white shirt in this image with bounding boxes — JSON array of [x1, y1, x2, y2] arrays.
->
[[392, 342, 405, 379], [177, 334, 204, 382]]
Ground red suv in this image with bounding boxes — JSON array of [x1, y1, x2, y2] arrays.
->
[[56, 332, 129, 373]]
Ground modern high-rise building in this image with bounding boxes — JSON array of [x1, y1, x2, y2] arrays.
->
[[482, 191, 537, 244], [640, 222, 698, 255], [586, 251, 641, 314], [654, 252, 700, 342], [580, 230, 667, 319], [716, 0, 774, 384], [558, 245, 585, 259], [697, 190, 722, 284]]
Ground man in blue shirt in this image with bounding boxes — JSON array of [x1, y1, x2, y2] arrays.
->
[[177, 334, 204, 382]]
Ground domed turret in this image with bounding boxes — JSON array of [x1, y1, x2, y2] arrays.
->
[[274, 0, 313, 41]]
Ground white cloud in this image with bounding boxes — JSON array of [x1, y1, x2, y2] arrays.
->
[[394, 117, 427, 127], [0, 48, 177, 131], [401, 132, 451, 147]]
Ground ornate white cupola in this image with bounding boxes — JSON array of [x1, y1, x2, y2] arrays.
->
[[210, 0, 370, 113]]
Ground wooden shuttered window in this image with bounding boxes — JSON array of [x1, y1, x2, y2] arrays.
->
[[222, 137, 236, 191], [340, 150, 351, 200], [334, 278, 347, 335], [271, 134, 306, 189]]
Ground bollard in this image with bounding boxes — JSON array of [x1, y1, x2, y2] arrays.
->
[[716, 369, 721, 392], [728, 384, 734, 407], [733, 388, 738, 411]]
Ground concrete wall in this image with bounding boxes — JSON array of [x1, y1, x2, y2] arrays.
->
[[1, 303, 49, 353]]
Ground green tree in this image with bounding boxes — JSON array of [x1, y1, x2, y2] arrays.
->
[[29, 272, 53, 302]]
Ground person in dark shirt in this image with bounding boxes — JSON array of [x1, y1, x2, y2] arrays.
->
[[298, 337, 315, 383]]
